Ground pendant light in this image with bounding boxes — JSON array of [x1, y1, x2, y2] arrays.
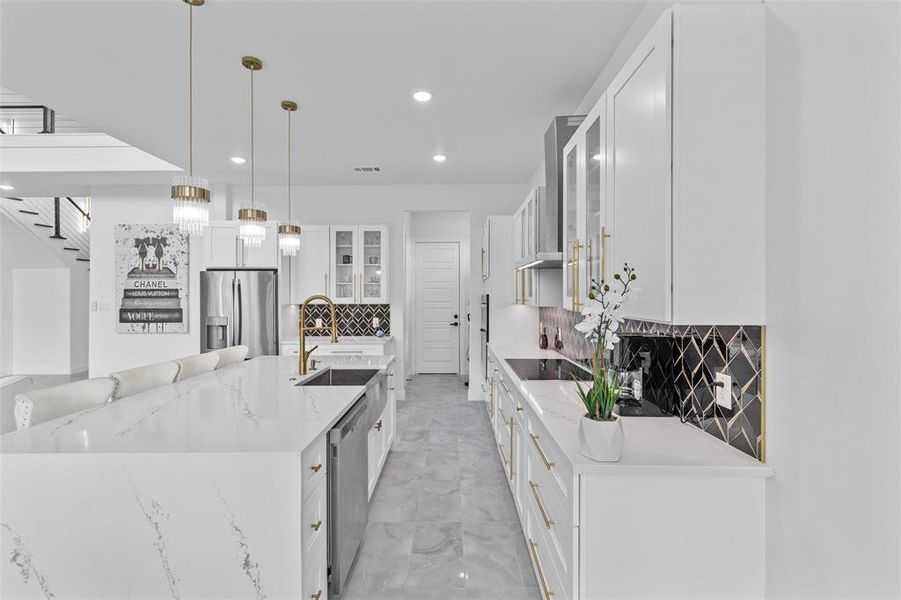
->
[[278, 100, 301, 256], [172, 0, 210, 235], [238, 55, 268, 247]]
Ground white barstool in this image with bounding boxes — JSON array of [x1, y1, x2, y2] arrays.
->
[[175, 353, 220, 381], [211, 345, 249, 369], [109, 361, 180, 400], [14, 378, 115, 430]]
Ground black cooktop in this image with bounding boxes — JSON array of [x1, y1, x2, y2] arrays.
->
[[505, 358, 594, 382]]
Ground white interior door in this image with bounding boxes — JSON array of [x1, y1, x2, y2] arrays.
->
[[415, 242, 460, 374]]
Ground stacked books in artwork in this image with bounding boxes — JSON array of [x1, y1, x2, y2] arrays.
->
[[119, 267, 183, 324]]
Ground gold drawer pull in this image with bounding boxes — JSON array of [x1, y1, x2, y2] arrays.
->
[[528, 538, 555, 600], [310, 463, 323, 473], [375, 419, 383, 432], [499, 408, 509, 427], [530, 434, 555, 470], [311, 520, 322, 532], [499, 379, 511, 394], [529, 480, 556, 529], [497, 442, 508, 465], [311, 590, 322, 600]]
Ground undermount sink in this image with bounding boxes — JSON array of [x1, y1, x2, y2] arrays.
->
[[296, 368, 379, 387]]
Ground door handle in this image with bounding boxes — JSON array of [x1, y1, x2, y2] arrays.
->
[[231, 277, 237, 346], [236, 278, 243, 345], [450, 322, 459, 327]]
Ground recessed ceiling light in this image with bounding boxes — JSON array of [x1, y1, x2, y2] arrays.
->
[[0, 184, 13, 191], [230, 156, 246, 164], [433, 155, 447, 163], [412, 90, 433, 103]]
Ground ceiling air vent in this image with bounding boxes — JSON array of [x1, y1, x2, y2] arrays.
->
[[353, 166, 381, 173]]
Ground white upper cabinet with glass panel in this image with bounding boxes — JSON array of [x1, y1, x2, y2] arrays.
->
[[329, 225, 388, 304]]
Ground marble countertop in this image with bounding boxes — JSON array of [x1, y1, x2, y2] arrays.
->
[[0, 355, 395, 455], [489, 342, 773, 477], [280, 335, 393, 344]]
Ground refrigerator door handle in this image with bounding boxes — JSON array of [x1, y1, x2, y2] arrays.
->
[[237, 278, 244, 345], [231, 277, 237, 346]]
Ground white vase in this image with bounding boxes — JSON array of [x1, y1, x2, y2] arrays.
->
[[578, 414, 624, 462]]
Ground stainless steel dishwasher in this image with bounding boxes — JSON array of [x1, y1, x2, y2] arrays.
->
[[327, 393, 370, 598]]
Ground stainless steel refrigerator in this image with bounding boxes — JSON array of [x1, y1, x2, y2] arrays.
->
[[200, 270, 278, 359]]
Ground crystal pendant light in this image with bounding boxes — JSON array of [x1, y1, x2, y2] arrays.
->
[[172, 0, 210, 235], [238, 55, 268, 247], [278, 100, 301, 256]]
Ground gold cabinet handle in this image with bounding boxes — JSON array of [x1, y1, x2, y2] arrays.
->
[[572, 239, 583, 310], [528, 538, 555, 600], [311, 591, 322, 600], [586, 238, 593, 285], [498, 441, 508, 465], [601, 226, 610, 282], [310, 463, 323, 473], [375, 419, 383, 432], [499, 408, 509, 427], [530, 434, 555, 470], [498, 377, 510, 394], [508, 417, 515, 481], [529, 480, 556, 529], [311, 520, 322, 532]]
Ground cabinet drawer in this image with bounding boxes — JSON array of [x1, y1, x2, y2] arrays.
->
[[302, 476, 327, 553], [314, 344, 385, 356], [303, 532, 328, 600], [526, 413, 574, 514], [525, 501, 570, 600], [302, 435, 327, 498], [526, 445, 574, 575]]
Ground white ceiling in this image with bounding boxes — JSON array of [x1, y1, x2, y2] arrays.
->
[[0, 1, 644, 186]]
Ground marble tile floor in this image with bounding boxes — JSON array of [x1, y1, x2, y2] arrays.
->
[[344, 374, 540, 600]]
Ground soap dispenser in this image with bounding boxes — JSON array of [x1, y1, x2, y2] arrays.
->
[[539, 323, 549, 349], [553, 327, 563, 352]]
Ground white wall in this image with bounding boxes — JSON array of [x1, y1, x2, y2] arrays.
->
[[0, 212, 89, 375], [88, 186, 203, 377], [12, 268, 70, 373], [405, 210, 471, 377], [764, 1, 901, 597], [231, 184, 527, 395]]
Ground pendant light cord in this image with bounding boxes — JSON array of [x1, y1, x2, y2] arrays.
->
[[188, 4, 193, 177], [287, 109, 290, 217], [250, 68, 255, 208]]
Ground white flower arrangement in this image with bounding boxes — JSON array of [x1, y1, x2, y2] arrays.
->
[[574, 264, 638, 422]]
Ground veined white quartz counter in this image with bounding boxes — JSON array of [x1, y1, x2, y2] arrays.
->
[[0, 355, 394, 455], [489, 342, 772, 477]]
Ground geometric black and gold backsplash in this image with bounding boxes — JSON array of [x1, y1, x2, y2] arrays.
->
[[301, 303, 390, 336], [538, 307, 764, 461]]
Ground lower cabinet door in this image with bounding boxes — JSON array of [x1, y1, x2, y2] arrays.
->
[[304, 531, 328, 600], [525, 501, 570, 600], [302, 478, 327, 554]]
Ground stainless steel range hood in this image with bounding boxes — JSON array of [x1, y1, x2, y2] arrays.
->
[[514, 115, 585, 270]]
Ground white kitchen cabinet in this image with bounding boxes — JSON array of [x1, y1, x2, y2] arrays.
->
[[284, 224, 329, 303], [330, 225, 388, 304], [559, 5, 764, 325], [561, 142, 581, 311], [606, 13, 672, 322], [367, 367, 396, 499], [203, 220, 279, 270], [480, 215, 513, 306]]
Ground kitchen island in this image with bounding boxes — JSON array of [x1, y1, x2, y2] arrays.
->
[[1, 355, 395, 600]]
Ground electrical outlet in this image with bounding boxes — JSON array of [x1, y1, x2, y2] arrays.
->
[[715, 372, 732, 409]]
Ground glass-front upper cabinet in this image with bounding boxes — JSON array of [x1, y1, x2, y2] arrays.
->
[[583, 100, 606, 298], [361, 226, 388, 304], [329, 225, 389, 304], [331, 227, 356, 303], [562, 139, 581, 311]]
